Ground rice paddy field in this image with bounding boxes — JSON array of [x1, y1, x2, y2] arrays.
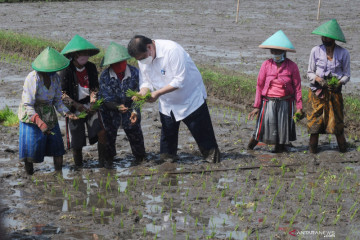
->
[[1, 1, 360, 239]]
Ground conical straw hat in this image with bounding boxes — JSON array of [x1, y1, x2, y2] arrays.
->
[[101, 42, 131, 67], [32, 47, 70, 72], [312, 19, 346, 43], [61, 34, 100, 56], [259, 30, 296, 52]]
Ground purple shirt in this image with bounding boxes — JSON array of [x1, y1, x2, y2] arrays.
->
[[307, 44, 350, 87]]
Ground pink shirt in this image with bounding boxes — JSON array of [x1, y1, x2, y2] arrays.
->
[[253, 58, 303, 109], [267, 78, 286, 98]]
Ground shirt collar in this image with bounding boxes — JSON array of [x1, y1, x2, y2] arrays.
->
[[154, 40, 165, 59], [109, 65, 131, 79]]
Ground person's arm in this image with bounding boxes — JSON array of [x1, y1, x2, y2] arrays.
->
[[99, 70, 128, 113], [89, 63, 99, 103], [248, 61, 267, 120], [53, 75, 75, 118], [292, 63, 303, 111], [339, 50, 350, 85], [307, 47, 317, 84], [22, 72, 38, 120], [253, 61, 267, 108], [148, 85, 178, 103]]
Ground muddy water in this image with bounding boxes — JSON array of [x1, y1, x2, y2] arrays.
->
[[0, 0, 359, 86], [1, 60, 360, 239], [1, 1, 360, 239]]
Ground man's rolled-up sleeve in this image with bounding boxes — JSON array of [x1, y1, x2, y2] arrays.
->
[[168, 48, 185, 89]]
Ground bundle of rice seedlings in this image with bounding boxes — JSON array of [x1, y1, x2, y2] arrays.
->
[[0, 106, 19, 127], [328, 76, 339, 86], [125, 89, 151, 110], [293, 112, 304, 123], [77, 98, 104, 118]]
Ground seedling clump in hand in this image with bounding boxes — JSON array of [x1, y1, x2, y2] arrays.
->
[[126, 89, 151, 110]]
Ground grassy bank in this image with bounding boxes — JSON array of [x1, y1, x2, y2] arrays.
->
[[1, 30, 360, 134]]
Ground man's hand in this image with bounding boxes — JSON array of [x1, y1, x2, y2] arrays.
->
[[130, 112, 138, 125], [131, 88, 150, 102], [147, 91, 160, 103], [117, 104, 128, 113], [248, 108, 260, 121]]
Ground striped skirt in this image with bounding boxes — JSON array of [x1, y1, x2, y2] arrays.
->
[[19, 122, 65, 163], [253, 98, 296, 145]]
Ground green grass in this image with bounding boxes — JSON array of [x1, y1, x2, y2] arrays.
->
[[0, 105, 19, 127], [0, 29, 137, 72]]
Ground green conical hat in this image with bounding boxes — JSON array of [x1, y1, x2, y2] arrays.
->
[[312, 19, 346, 43], [61, 34, 100, 56], [32, 47, 70, 72], [101, 42, 131, 67], [259, 30, 296, 52]]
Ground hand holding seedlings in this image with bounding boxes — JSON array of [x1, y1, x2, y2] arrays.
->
[[76, 98, 104, 118], [127, 89, 151, 109], [327, 76, 342, 92], [65, 111, 78, 120], [293, 109, 305, 123]]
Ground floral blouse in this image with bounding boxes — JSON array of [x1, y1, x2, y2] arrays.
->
[[18, 70, 69, 129]]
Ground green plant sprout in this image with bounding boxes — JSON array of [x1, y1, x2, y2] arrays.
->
[[126, 89, 151, 110]]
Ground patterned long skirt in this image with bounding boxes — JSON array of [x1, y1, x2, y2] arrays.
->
[[307, 88, 344, 135], [253, 99, 296, 145], [19, 122, 65, 163]]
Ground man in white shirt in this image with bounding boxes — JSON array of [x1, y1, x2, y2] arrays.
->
[[127, 35, 220, 163]]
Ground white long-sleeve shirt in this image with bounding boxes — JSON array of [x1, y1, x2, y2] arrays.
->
[[139, 39, 207, 121]]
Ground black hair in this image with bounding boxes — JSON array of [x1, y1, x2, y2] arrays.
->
[[127, 35, 152, 58]]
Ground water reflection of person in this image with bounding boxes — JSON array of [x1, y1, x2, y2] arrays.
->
[[0, 190, 8, 240], [247, 30, 303, 153], [98, 42, 146, 167], [127, 35, 220, 163], [307, 19, 350, 153], [59, 35, 107, 167], [18, 47, 77, 175]]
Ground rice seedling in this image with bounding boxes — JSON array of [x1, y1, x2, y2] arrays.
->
[[126, 89, 152, 110], [172, 222, 177, 237], [143, 227, 147, 237], [349, 202, 358, 213], [309, 187, 315, 204], [92, 206, 95, 215], [0, 106, 19, 127], [328, 76, 339, 86], [293, 111, 304, 123], [120, 219, 124, 228], [289, 208, 301, 227], [350, 208, 358, 221]]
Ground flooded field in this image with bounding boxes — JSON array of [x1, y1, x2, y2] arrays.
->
[[1, 1, 360, 239]]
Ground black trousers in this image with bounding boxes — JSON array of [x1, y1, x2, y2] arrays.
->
[[159, 101, 218, 156]]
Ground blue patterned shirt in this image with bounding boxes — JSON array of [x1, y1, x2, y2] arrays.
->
[[98, 65, 141, 129]]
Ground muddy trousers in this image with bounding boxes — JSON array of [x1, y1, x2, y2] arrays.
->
[[105, 125, 146, 160], [159, 102, 219, 158]]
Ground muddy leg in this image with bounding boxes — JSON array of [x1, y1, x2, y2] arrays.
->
[[53, 156, 63, 171], [247, 136, 258, 150], [97, 142, 108, 168], [309, 134, 319, 153], [24, 158, 34, 175], [72, 148, 83, 167], [335, 133, 347, 153]]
